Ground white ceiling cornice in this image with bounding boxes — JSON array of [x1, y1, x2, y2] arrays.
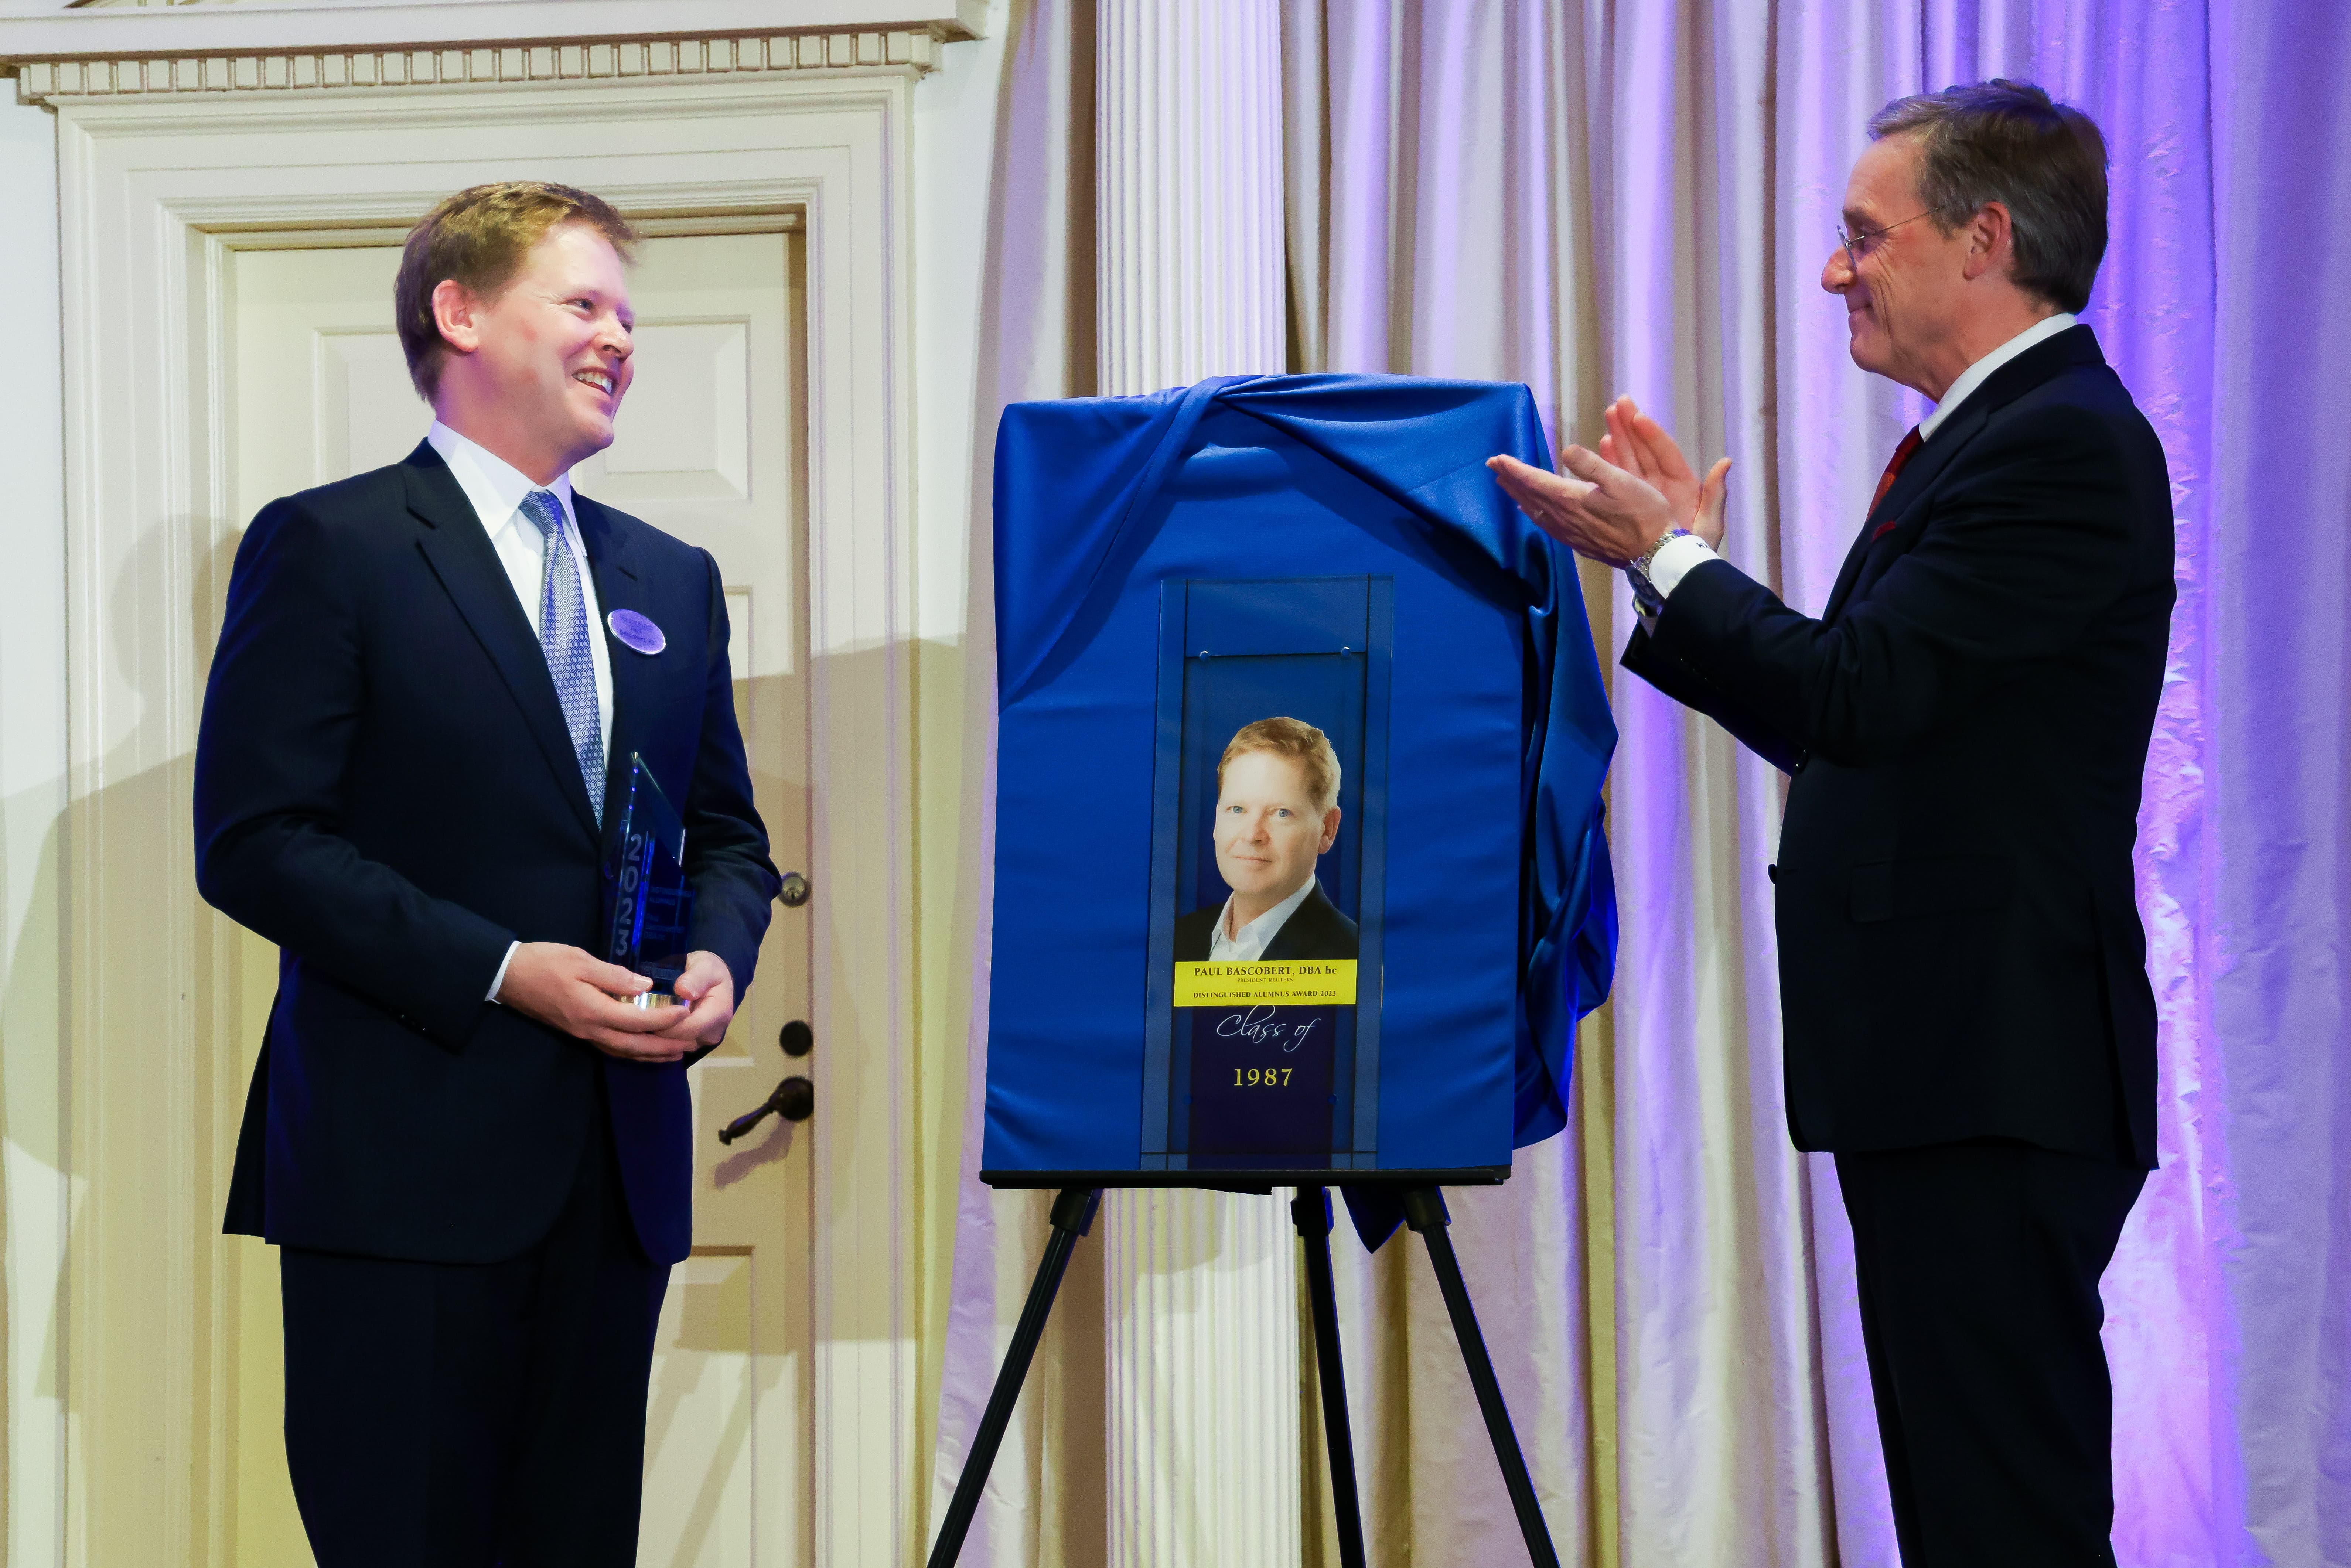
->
[[14, 31, 947, 102], [0, 0, 986, 59]]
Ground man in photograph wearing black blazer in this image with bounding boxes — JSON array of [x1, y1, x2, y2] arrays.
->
[[1490, 83, 2173, 1567], [1173, 717, 1360, 964], [194, 182, 779, 1567]]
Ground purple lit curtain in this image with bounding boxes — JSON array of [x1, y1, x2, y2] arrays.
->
[[930, 1, 2351, 1562], [1282, 2, 2350, 1562]]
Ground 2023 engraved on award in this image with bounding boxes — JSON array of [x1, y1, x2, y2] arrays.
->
[[603, 752, 695, 1009]]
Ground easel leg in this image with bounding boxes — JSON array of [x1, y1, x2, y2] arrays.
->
[[925, 1186, 1102, 1568], [1403, 1187, 1562, 1568], [1291, 1187, 1369, 1568]]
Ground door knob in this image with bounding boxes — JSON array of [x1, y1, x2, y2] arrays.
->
[[778, 872, 811, 908], [719, 1075, 814, 1144]]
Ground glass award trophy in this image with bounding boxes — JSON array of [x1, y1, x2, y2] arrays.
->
[[602, 752, 696, 1008]]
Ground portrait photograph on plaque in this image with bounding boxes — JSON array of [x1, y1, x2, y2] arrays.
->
[[1144, 579, 1391, 1173]]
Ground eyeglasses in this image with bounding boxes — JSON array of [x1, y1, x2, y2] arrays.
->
[[1835, 205, 1961, 267]]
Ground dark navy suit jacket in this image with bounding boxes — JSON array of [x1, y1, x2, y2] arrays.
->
[[195, 441, 779, 1266], [1623, 326, 2172, 1168], [1171, 881, 1360, 963]]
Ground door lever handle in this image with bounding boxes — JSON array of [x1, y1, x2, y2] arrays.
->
[[719, 1075, 814, 1144]]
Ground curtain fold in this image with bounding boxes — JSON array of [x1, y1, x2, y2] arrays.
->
[[925, 3, 1103, 1563], [932, 2, 2351, 1563], [2196, 3, 2351, 1561], [1283, 3, 1848, 1562]]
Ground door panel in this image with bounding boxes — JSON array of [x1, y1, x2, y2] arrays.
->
[[228, 227, 812, 1568]]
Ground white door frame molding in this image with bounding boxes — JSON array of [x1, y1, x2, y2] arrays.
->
[[50, 71, 918, 1568]]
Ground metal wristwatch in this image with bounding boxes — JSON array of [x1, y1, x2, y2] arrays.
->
[[1625, 527, 1693, 617]]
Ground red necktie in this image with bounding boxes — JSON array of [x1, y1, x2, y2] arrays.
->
[[1870, 426, 1923, 515]]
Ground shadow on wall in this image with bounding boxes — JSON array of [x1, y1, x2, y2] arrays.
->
[[1, 503, 977, 1555], [0, 519, 240, 1559]]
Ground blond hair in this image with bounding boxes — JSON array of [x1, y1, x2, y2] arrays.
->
[[393, 181, 638, 400], [1218, 717, 1341, 813]]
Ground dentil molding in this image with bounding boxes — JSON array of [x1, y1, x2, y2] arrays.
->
[[11, 29, 945, 103], [0, 0, 986, 103]]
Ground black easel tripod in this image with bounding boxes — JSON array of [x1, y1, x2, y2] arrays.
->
[[924, 1183, 1562, 1568]]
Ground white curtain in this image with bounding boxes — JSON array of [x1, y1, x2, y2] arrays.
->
[[1283, 3, 1862, 1563], [923, 2, 1106, 1564]]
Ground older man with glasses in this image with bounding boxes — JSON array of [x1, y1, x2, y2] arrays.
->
[[1491, 80, 2174, 1568]]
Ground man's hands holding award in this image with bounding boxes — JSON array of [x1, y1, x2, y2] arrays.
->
[[497, 754, 735, 1062], [1488, 395, 1733, 566], [498, 944, 736, 1062]]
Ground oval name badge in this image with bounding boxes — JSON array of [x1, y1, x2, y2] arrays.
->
[[608, 608, 666, 655]]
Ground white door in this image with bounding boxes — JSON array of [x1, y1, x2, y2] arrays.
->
[[228, 226, 815, 1567]]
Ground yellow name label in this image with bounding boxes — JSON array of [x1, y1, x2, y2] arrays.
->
[[1174, 960, 1357, 1007]]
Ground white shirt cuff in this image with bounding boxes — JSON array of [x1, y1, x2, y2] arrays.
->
[[487, 940, 520, 1004], [1648, 533, 1719, 598]]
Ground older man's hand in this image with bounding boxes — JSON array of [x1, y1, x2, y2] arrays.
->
[[1488, 395, 1734, 566], [1485, 444, 1676, 567], [1598, 396, 1733, 551]]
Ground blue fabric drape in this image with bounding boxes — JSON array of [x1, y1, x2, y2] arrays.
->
[[990, 375, 1617, 1241]]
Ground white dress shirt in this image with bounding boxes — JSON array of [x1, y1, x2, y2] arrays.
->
[[426, 420, 614, 748], [1207, 877, 1319, 963], [424, 421, 614, 1002], [1916, 311, 2076, 444], [1641, 312, 2081, 605]]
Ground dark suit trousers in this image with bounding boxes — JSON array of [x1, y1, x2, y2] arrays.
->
[[1836, 1140, 2145, 1568], [280, 1086, 671, 1568]]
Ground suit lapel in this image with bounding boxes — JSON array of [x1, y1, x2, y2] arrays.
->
[[403, 444, 602, 843], [1261, 883, 1334, 963], [1821, 325, 2107, 625], [1818, 515, 1884, 628], [577, 494, 659, 798], [1821, 410, 1986, 623]]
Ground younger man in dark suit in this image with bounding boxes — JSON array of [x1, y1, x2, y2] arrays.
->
[[194, 182, 779, 1567], [1490, 82, 2171, 1567], [1174, 717, 1359, 963]]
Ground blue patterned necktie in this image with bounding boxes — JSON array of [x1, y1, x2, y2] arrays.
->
[[519, 489, 605, 822]]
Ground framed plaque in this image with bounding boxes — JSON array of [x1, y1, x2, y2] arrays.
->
[[1140, 575, 1393, 1171]]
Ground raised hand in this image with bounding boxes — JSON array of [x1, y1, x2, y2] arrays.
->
[[1598, 394, 1731, 550], [1485, 445, 1673, 568]]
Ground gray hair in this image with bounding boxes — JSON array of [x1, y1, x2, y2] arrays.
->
[[1869, 79, 2109, 314]]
